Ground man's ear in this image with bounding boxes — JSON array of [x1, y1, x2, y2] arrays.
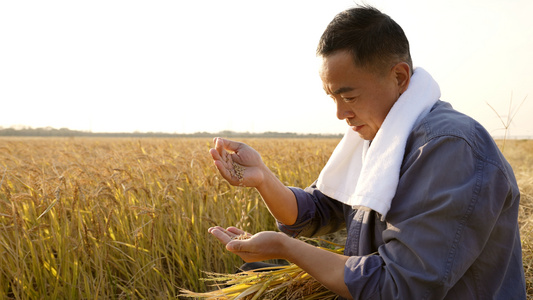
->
[[393, 62, 411, 94]]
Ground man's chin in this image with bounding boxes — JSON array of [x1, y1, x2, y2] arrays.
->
[[351, 126, 375, 141]]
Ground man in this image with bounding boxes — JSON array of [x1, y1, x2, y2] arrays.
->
[[209, 5, 526, 299]]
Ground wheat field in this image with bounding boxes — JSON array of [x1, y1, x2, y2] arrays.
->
[[0, 137, 531, 299]]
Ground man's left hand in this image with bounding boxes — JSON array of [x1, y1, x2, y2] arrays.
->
[[208, 226, 288, 262]]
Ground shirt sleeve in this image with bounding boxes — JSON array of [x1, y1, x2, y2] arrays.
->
[[277, 183, 346, 238], [344, 135, 518, 299]]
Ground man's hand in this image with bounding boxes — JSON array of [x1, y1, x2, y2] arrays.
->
[[208, 137, 298, 225], [208, 225, 353, 298], [209, 138, 267, 187], [208, 226, 287, 262]]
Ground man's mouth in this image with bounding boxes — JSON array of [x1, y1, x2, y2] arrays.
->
[[348, 123, 364, 132]]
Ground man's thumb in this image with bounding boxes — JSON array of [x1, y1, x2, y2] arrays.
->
[[226, 241, 241, 252]]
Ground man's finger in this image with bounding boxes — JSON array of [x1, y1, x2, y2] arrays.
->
[[226, 227, 245, 235], [215, 138, 242, 153], [213, 160, 237, 183], [209, 148, 222, 162], [209, 227, 233, 245], [214, 137, 226, 152], [208, 226, 226, 233], [226, 240, 242, 252]]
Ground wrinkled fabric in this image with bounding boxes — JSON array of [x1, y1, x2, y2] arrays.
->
[[278, 101, 526, 299]]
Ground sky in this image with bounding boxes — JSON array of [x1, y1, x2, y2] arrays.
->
[[1, 0, 532, 137]]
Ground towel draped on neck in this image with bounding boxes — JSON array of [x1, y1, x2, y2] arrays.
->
[[315, 67, 441, 219]]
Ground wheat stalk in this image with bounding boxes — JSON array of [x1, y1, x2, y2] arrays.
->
[[180, 242, 342, 300]]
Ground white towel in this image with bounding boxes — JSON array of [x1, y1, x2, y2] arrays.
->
[[316, 67, 441, 219]]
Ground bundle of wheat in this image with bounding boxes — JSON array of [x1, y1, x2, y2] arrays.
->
[[180, 243, 343, 300]]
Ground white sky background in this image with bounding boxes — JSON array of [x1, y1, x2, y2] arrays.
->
[[1, 0, 532, 137]]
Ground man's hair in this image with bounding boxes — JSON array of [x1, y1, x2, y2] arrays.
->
[[317, 5, 413, 75]]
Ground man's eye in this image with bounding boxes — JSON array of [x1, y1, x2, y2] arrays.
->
[[343, 97, 356, 103]]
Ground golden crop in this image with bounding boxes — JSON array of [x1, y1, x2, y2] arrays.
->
[[0, 137, 531, 299], [0, 137, 336, 298]]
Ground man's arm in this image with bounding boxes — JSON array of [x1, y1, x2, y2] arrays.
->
[[281, 235, 352, 299], [209, 137, 298, 225], [254, 164, 298, 225], [278, 184, 347, 237], [208, 226, 352, 299]]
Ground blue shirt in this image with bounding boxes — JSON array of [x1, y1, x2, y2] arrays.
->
[[278, 101, 526, 299]]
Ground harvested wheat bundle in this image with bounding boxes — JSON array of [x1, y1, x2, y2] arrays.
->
[[180, 241, 343, 300]]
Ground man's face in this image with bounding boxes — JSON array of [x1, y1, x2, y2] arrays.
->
[[319, 50, 405, 141]]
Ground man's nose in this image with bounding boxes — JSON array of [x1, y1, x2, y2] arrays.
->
[[336, 101, 353, 120]]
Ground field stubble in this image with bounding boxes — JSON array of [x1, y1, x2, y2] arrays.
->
[[0, 137, 531, 299]]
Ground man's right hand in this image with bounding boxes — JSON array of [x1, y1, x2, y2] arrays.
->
[[209, 137, 299, 226], [209, 137, 268, 188]]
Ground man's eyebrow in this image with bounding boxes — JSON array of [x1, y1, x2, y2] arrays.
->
[[333, 86, 355, 95]]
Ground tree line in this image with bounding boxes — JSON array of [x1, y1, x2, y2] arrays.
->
[[0, 127, 342, 139]]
